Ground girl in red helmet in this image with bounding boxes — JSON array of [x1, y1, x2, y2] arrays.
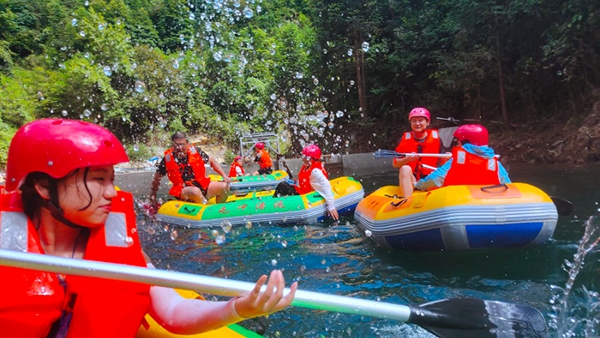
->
[[410, 124, 511, 195], [272, 144, 339, 220], [393, 107, 444, 197], [229, 155, 245, 178], [251, 142, 274, 175], [0, 119, 297, 338]]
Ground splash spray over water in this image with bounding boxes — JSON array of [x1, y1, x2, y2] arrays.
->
[[551, 215, 600, 337]]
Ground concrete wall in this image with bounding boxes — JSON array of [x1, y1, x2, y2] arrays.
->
[[115, 153, 396, 197]]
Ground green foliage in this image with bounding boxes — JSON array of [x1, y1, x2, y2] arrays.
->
[[125, 141, 152, 164]]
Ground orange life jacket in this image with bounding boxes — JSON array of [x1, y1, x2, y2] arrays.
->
[[394, 130, 441, 179], [229, 162, 244, 178], [165, 146, 211, 197], [443, 146, 500, 186], [256, 149, 272, 169], [0, 191, 151, 338], [295, 161, 328, 195]]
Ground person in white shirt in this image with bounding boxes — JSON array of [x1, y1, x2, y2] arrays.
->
[[272, 144, 339, 220]]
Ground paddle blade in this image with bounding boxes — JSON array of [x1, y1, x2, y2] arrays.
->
[[550, 197, 574, 216], [409, 298, 548, 338]]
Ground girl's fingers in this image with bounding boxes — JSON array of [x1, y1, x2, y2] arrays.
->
[[263, 270, 285, 310], [249, 274, 268, 301], [257, 270, 279, 307]]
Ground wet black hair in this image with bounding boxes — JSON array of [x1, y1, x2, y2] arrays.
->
[[171, 131, 187, 142]]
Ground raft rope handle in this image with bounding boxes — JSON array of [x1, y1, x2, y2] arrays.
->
[[479, 184, 509, 194], [390, 199, 407, 208]]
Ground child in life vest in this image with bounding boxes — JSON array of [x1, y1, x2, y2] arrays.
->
[[0, 118, 297, 338], [412, 124, 511, 195], [272, 144, 339, 220], [229, 155, 245, 178]]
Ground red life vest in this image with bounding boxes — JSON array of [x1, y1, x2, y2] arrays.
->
[[229, 162, 244, 178], [256, 149, 272, 169], [443, 146, 501, 186], [164, 146, 211, 197], [394, 130, 441, 179], [0, 191, 151, 338], [295, 161, 328, 195]]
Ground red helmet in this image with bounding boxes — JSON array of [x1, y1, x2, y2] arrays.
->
[[302, 144, 322, 160], [234, 155, 242, 161], [453, 124, 489, 146], [5, 118, 129, 192], [254, 142, 265, 150], [408, 107, 430, 121]]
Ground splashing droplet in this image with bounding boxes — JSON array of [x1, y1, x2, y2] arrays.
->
[[215, 235, 226, 245], [362, 42, 370, 52], [134, 81, 146, 93], [243, 7, 254, 19]]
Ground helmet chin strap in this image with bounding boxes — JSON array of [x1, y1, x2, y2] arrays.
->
[[42, 200, 86, 230]]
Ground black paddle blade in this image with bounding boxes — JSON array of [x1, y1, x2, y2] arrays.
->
[[409, 298, 548, 338], [550, 197, 574, 216]]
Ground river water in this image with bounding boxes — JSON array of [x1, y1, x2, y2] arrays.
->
[[138, 163, 600, 337]]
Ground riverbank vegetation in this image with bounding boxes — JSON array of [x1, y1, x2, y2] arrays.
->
[[1, 0, 599, 165]]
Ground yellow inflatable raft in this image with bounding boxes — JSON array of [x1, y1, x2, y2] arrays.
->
[[354, 183, 558, 251], [156, 176, 364, 228]]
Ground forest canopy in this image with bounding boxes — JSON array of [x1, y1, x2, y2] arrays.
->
[[1, 0, 599, 165]]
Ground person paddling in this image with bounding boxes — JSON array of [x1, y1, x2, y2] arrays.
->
[[409, 124, 511, 195], [0, 119, 297, 338]]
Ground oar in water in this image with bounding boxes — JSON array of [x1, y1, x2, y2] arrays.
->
[[0, 250, 548, 338], [550, 197, 574, 216]]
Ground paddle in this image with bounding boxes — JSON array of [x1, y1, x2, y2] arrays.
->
[[373, 149, 452, 159], [550, 196, 574, 216], [0, 250, 548, 338], [281, 159, 294, 179]]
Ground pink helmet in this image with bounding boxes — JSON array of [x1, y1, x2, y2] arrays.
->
[[254, 142, 265, 150], [5, 118, 129, 192], [453, 124, 489, 146], [234, 155, 242, 161], [408, 107, 430, 121], [302, 144, 322, 160]]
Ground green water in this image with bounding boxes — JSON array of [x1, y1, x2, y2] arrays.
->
[[139, 163, 600, 337]]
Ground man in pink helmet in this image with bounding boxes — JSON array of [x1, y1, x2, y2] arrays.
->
[[411, 124, 511, 193], [393, 107, 444, 197]]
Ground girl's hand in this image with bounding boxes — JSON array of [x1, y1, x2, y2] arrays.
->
[[232, 270, 297, 319]]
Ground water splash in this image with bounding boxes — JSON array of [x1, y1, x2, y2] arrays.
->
[[551, 215, 600, 337]]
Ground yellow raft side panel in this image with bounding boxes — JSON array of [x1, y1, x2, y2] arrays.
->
[[358, 183, 553, 222], [137, 290, 256, 338]]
